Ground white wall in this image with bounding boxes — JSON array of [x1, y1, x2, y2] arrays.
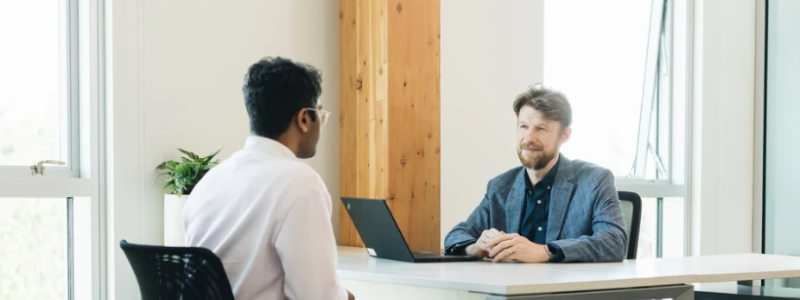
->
[[691, 0, 756, 256], [104, 0, 764, 298], [440, 0, 545, 246], [107, 1, 339, 299]]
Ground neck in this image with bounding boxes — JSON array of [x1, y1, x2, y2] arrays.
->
[[526, 153, 560, 186], [275, 134, 300, 157]]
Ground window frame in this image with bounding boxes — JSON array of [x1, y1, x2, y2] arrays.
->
[[0, 0, 90, 195], [630, 0, 694, 258], [629, 0, 693, 258], [0, 0, 82, 179], [0, 0, 107, 299]]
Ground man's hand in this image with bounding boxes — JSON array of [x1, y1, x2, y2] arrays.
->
[[465, 228, 503, 258], [486, 233, 551, 263], [347, 290, 355, 300]]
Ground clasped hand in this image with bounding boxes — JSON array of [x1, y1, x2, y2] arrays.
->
[[465, 229, 550, 263]]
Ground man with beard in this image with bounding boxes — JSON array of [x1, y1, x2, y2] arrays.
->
[[444, 85, 628, 263]]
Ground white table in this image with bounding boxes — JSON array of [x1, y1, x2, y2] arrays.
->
[[336, 246, 800, 300]]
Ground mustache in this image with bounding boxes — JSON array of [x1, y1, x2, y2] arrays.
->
[[519, 142, 543, 150]]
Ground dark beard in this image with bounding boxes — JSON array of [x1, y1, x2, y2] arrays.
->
[[517, 147, 557, 170]]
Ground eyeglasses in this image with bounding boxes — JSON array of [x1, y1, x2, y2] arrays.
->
[[306, 108, 331, 126]]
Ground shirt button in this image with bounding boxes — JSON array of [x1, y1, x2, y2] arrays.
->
[[538, 227, 543, 231], [547, 186, 551, 190], [537, 199, 542, 204]]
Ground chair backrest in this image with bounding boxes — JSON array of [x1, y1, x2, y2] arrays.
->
[[119, 240, 235, 300], [617, 191, 642, 259]]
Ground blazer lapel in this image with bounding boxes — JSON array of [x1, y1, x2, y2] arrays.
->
[[504, 168, 527, 234], [546, 155, 576, 243]]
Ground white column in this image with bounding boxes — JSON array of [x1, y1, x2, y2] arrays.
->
[[691, 0, 756, 256]]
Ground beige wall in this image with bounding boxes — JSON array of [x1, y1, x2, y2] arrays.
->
[[139, 0, 341, 241], [107, 1, 763, 299], [111, 0, 548, 261], [108, 1, 339, 299], [440, 0, 545, 246]]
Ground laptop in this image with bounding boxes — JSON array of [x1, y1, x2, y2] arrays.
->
[[341, 197, 479, 263]]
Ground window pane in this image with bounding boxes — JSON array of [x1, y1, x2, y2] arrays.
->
[[637, 197, 685, 259], [0, 1, 68, 166], [544, 0, 652, 175], [638, 197, 658, 259], [0, 198, 68, 300], [764, 0, 800, 289], [662, 197, 685, 257]]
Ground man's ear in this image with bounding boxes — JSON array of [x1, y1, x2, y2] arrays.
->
[[561, 127, 572, 143], [296, 109, 311, 133]]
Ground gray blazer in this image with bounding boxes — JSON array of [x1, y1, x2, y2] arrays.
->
[[444, 155, 628, 262]]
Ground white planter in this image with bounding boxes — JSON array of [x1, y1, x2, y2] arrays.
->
[[164, 194, 190, 246]]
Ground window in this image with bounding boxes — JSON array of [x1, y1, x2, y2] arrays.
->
[[0, 0, 79, 177], [544, 0, 689, 257], [637, 197, 685, 259], [0, 0, 101, 299], [0, 198, 70, 299]]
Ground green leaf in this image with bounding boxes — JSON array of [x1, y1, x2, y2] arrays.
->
[[173, 163, 190, 174], [178, 148, 200, 160], [155, 161, 179, 171], [155, 148, 222, 194], [203, 149, 222, 163]]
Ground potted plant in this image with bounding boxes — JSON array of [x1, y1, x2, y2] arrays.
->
[[156, 148, 221, 246]]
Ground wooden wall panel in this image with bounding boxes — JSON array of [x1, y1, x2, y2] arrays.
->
[[339, 0, 360, 247], [339, 0, 390, 248], [386, 0, 441, 251], [340, 0, 440, 252]]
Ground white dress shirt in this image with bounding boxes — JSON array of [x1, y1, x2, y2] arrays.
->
[[184, 136, 347, 300]]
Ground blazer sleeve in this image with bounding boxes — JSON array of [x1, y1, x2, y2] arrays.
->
[[444, 182, 493, 253], [549, 169, 628, 262]]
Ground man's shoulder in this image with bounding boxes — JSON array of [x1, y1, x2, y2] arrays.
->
[[567, 158, 614, 184], [269, 161, 327, 192], [216, 151, 326, 190], [237, 150, 322, 178], [486, 166, 524, 192], [279, 160, 322, 179]]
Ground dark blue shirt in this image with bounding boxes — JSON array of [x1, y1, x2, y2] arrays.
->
[[519, 158, 565, 262], [519, 162, 557, 244], [447, 158, 566, 261]]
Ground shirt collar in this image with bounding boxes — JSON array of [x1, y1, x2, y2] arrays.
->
[[526, 154, 561, 191], [243, 136, 297, 160]]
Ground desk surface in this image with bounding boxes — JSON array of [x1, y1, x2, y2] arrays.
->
[[336, 246, 800, 295]]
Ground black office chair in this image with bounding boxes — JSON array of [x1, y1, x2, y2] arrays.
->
[[119, 240, 235, 300], [618, 191, 642, 259]]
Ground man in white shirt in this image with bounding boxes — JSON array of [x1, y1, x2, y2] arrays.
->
[[184, 57, 354, 300]]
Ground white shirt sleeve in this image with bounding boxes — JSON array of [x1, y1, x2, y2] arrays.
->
[[274, 187, 348, 300]]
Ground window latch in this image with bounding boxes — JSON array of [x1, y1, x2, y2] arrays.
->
[[30, 160, 66, 176]]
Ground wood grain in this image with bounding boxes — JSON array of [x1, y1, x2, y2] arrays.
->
[[339, 0, 360, 247], [339, 0, 440, 252], [386, 0, 441, 252]]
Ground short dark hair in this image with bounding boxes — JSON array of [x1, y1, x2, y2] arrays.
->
[[243, 57, 322, 139], [513, 84, 572, 129]]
